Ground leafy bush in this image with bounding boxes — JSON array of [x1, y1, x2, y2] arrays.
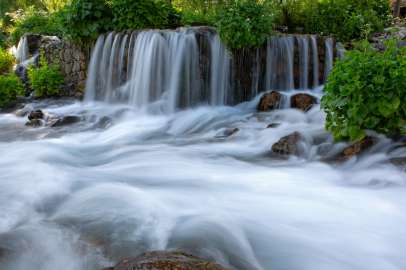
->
[[321, 37, 406, 142], [9, 7, 63, 46], [214, 0, 278, 53], [0, 46, 15, 74], [305, 0, 391, 42], [60, 0, 113, 45], [111, 0, 179, 30], [0, 73, 25, 106], [28, 51, 64, 97], [181, 10, 215, 27]]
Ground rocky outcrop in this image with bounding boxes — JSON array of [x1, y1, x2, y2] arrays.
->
[[0, 102, 25, 113], [101, 251, 230, 270], [25, 109, 45, 126], [257, 91, 284, 111], [342, 137, 380, 159], [40, 36, 87, 99], [290, 93, 317, 111], [271, 131, 302, 155], [49, 115, 82, 127], [267, 123, 280, 128]]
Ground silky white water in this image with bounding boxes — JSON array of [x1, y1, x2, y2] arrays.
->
[[1, 88, 406, 270]]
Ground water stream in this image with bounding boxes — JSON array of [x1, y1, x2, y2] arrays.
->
[[1, 30, 406, 270]]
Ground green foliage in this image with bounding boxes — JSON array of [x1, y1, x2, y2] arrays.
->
[[0, 46, 15, 74], [9, 7, 63, 46], [181, 10, 215, 27], [60, 0, 113, 45], [0, 73, 25, 106], [214, 0, 278, 52], [28, 51, 64, 97], [321, 37, 406, 142], [0, 32, 9, 49], [305, 0, 392, 42], [111, 0, 179, 31]]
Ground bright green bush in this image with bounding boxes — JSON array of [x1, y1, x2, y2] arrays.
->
[[111, 0, 180, 31], [0, 46, 15, 74], [306, 0, 391, 42], [214, 0, 278, 53], [60, 0, 113, 45], [321, 38, 406, 142], [9, 7, 63, 46], [28, 51, 64, 97], [0, 73, 25, 106]]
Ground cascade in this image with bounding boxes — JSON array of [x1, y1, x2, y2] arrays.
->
[[323, 38, 334, 83], [15, 37, 28, 63], [85, 27, 335, 112]]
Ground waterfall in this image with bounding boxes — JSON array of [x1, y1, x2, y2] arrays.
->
[[323, 38, 334, 83], [85, 27, 335, 112], [310, 36, 319, 89], [209, 34, 231, 106], [265, 35, 294, 91], [297, 36, 309, 90], [15, 37, 28, 63], [336, 42, 346, 61]]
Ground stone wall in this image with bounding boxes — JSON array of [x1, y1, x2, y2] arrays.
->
[[40, 37, 88, 99]]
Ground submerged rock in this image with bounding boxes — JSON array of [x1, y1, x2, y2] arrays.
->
[[0, 102, 25, 114], [225, 128, 239, 136], [101, 250, 229, 270], [342, 136, 380, 159], [257, 91, 284, 111], [272, 131, 302, 156], [50, 115, 82, 127], [25, 119, 43, 127], [290, 93, 317, 111], [28, 109, 44, 120], [267, 123, 280, 128]]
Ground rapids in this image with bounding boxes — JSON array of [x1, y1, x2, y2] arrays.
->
[[1, 88, 406, 270]]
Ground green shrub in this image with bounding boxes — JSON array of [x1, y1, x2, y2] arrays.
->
[[214, 0, 278, 53], [111, 0, 180, 31], [321, 37, 406, 142], [0, 46, 15, 74], [306, 0, 391, 42], [0, 73, 25, 106], [9, 7, 63, 46], [28, 51, 64, 97], [181, 10, 215, 27], [60, 0, 113, 45]]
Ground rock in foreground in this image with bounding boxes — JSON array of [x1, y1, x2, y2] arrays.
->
[[50, 115, 82, 127], [272, 131, 302, 156], [290, 93, 317, 111], [342, 137, 379, 159], [257, 91, 284, 111], [101, 251, 230, 270]]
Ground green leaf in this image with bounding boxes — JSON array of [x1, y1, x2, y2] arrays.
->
[[349, 126, 366, 141], [371, 75, 385, 85], [364, 117, 380, 129]]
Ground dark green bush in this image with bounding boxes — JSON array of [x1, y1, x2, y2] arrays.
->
[[60, 0, 113, 45], [28, 51, 64, 97], [0, 73, 25, 106], [111, 0, 180, 31], [0, 46, 15, 74], [9, 7, 63, 46], [321, 37, 406, 141], [214, 0, 278, 53]]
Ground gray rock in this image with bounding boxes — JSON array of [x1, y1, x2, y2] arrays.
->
[[272, 132, 302, 156], [377, 41, 386, 52], [396, 39, 406, 49], [78, 71, 86, 81], [80, 61, 86, 71], [50, 115, 82, 127], [72, 61, 81, 73], [64, 49, 73, 62], [65, 62, 72, 74]]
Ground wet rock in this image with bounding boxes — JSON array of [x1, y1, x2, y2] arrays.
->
[[28, 109, 44, 120], [50, 115, 81, 127], [257, 91, 284, 111], [1, 102, 25, 113], [77, 80, 86, 93], [271, 131, 301, 155], [96, 116, 113, 127], [342, 136, 380, 159], [267, 123, 280, 128], [101, 250, 230, 270], [225, 128, 239, 136], [290, 93, 317, 111], [25, 119, 43, 127]]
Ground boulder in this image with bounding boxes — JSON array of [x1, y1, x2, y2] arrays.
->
[[101, 251, 229, 270], [28, 109, 44, 120], [257, 91, 284, 111], [290, 93, 317, 111], [96, 116, 113, 127], [50, 115, 81, 127], [25, 119, 43, 127], [342, 136, 380, 159], [267, 123, 280, 128], [77, 80, 86, 93], [271, 131, 301, 155]]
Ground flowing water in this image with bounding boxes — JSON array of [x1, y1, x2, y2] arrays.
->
[[1, 30, 406, 270]]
